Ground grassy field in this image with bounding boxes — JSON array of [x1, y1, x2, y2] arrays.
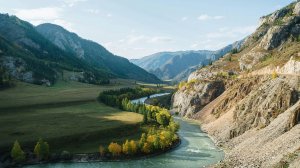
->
[[0, 80, 135, 108], [0, 80, 144, 153]]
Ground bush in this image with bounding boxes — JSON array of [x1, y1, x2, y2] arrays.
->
[[272, 71, 278, 79], [11, 140, 25, 163]]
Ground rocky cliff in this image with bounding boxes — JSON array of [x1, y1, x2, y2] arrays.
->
[[172, 1, 300, 167]]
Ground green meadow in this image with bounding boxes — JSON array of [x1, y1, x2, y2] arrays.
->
[[0, 80, 143, 153]]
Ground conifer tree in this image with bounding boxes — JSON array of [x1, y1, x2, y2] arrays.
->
[[11, 140, 25, 163]]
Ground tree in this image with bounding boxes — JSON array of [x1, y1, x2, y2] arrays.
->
[[231, 48, 238, 54], [129, 140, 137, 154], [153, 135, 160, 150], [156, 110, 171, 126], [34, 138, 50, 160], [139, 133, 147, 149], [99, 145, 106, 157], [141, 142, 151, 153], [122, 140, 130, 155], [11, 140, 25, 163], [143, 112, 148, 124], [168, 120, 180, 133], [108, 142, 122, 157]]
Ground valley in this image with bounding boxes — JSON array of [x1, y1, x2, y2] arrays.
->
[[1, 0, 300, 167]]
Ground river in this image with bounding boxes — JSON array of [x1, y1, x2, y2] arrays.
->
[[26, 93, 224, 168]]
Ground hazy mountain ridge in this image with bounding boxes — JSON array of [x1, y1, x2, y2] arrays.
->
[[131, 41, 243, 82], [173, 1, 300, 167]]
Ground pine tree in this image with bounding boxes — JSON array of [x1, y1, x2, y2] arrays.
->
[[143, 112, 148, 124], [11, 140, 25, 163]]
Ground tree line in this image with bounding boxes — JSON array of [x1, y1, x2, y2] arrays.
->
[[98, 87, 158, 107]]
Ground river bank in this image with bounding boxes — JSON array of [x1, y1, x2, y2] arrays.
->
[[16, 138, 181, 168]]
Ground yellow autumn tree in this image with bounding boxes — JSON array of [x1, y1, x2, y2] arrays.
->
[[108, 142, 122, 156], [129, 140, 137, 154], [99, 145, 105, 156], [122, 140, 130, 155], [139, 133, 147, 149], [142, 142, 151, 153]]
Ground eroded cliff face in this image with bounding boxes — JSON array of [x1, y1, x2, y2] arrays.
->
[[172, 80, 225, 117], [172, 1, 300, 167]]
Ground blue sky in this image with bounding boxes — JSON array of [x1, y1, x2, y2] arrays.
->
[[0, 0, 295, 59]]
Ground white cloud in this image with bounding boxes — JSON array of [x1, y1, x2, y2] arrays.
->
[[106, 13, 112, 17], [197, 14, 225, 21], [63, 0, 87, 7], [13, 7, 75, 32]]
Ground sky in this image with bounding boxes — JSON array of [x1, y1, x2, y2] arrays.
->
[[0, 0, 296, 59]]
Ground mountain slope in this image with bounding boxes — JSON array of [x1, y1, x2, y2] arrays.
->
[[36, 23, 161, 84], [131, 41, 243, 82], [173, 1, 300, 167], [0, 14, 109, 85]]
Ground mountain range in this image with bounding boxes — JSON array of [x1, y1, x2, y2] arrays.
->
[[0, 14, 160, 86], [131, 40, 243, 82]]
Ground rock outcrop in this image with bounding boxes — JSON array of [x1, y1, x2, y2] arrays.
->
[[294, 1, 300, 16], [172, 80, 225, 117], [172, 2, 300, 167]]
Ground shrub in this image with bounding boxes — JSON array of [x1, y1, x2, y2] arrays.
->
[[11, 140, 25, 163], [272, 71, 278, 79], [178, 81, 187, 90]]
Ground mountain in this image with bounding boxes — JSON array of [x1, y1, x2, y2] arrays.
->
[[36, 23, 160, 84], [173, 1, 300, 167], [131, 41, 243, 82], [0, 14, 103, 85], [0, 14, 160, 86]]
